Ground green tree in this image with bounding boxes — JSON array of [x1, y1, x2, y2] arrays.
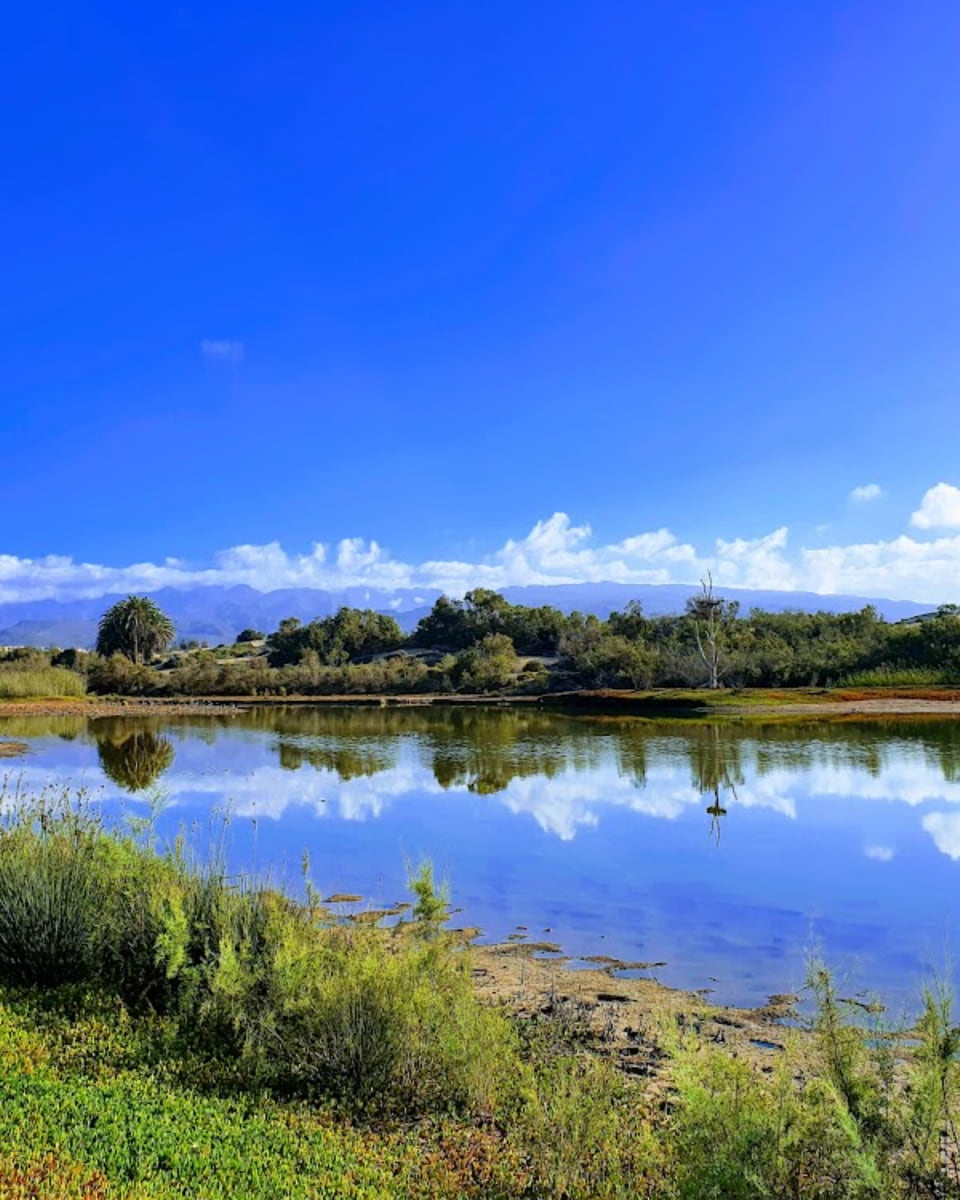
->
[[235, 628, 265, 643], [96, 596, 175, 664], [410, 596, 471, 649], [608, 599, 648, 641], [452, 633, 520, 692], [266, 609, 403, 668]]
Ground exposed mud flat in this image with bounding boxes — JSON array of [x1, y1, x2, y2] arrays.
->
[[471, 941, 800, 1077]]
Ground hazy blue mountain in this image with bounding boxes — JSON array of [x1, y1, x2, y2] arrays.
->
[[0, 582, 933, 649], [498, 582, 932, 621]]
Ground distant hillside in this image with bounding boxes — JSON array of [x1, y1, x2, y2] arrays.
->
[[0, 583, 935, 649], [497, 582, 932, 622]]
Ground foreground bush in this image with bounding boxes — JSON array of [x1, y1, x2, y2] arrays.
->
[[199, 889, 517, 1115], [0, 790, 518, 1119]]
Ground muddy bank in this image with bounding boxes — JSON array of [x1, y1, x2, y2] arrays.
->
[[544, 688, 960, 718], [472, 941, 799, 1076], [4, 689, 960, 720], [0, 698, 240, 719]]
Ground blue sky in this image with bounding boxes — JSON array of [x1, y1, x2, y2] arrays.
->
[[3, 2, 960, 603]]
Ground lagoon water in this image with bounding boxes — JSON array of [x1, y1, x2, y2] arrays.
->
[[2, 706, 959, 1008]]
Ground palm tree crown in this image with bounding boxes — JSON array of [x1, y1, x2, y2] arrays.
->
[[96, 596, 175, 663]]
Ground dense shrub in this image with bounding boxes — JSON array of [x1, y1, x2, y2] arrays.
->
[[86, 654, 157, 696], [267, 610, 403, 668], [452, 634, 520, 693], [0, 791, 184, 1003], [210, 903, 515, 1113], [0, 790, 518, 1118]]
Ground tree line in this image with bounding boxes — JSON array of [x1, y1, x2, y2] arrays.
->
[[4, 587, 960, 697]]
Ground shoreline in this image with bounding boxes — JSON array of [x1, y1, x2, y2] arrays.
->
[[471, 940, 800, 1076], [3, 688, 960, 720]]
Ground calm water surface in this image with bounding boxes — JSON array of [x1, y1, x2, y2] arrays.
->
[[3, 706, 959, 1007]]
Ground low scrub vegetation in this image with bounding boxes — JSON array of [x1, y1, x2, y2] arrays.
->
[[1, 787, 960, 1196]]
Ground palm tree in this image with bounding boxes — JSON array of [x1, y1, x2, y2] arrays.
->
[[96, 596, 175, 663]]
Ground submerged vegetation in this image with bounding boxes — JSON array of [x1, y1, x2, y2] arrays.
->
[[0, 787, 959, 1196], [5, 587, 960, 700]]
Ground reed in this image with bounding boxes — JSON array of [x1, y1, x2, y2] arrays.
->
[[0, 668, 86, 699]]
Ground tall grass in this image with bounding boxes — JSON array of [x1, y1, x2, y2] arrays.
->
[[661, 963, 960, 1199], [840, 665, 949, 687], [0, 667, 86, 699]]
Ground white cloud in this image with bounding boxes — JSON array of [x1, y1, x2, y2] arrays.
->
[[711, 528, 794, 591], [200, 339, 244, 363], [850, 484, 883, 504], [8, 482, 960, 604], [798, 533, 960, 599], [864, 845, 894, 862], [911, 483, 960, 530]]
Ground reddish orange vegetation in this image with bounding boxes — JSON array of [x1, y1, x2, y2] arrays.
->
[[832, 686, 960, 702], [2, 688, 960, 721], [0, 1154, 111, 1200]]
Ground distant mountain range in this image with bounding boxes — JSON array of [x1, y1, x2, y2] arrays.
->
[[0, 583, 936, 649]]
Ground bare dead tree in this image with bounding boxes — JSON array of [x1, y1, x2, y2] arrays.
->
[[687, 572, 725, 689]]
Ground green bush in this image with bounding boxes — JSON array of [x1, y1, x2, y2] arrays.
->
[[452, 634, 520, 693], [662, 963, 960, 1199], [203, 878, 516, 1115], [0, 791, 196, 1007], [0, 793, 520, 1119], [86, 654, 157, 696], [516, 1056, 662, 1198], [667, 1048, 880, 1199]]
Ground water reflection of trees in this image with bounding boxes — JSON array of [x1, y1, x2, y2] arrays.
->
[[275, 740, 397, 780], [96, 727, 175, 792], [416, 709, 598, 795], [14, 707, 960, 804], [687, 724, 744, 841], [261, 707, 594, 796], [0, 714, 88, 740]]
